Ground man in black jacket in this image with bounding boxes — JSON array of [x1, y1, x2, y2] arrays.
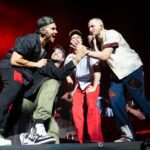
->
[[20, 45, 85, 145], [0, 16, 57, 145]]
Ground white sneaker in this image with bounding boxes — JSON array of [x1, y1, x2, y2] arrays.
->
[[0, 135, 12, 146], [121, 125, 133, 140], [35, 124, 50, 137], [114, 137, 132, 142], [20, 123, 56, 145]]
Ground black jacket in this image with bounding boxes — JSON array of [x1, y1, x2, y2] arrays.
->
[[24, 59, 75, 100], [0, 33, 49, 85]]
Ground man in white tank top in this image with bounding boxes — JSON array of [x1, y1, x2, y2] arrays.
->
[[71, 18, 150, 142]]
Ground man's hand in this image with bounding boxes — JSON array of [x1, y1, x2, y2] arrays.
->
[[70, 38, 80, 49], [86, 85, 96, 93], [61, 92, 72, 102], [35, 59, 47, 68], [75, 45, 88, 58], [87, 35, 95, 46]]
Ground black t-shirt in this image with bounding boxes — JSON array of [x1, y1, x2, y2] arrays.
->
[[0, 33, 49, 85]]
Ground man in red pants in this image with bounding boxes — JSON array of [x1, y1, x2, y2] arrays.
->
[[64, 29, 103, 143]]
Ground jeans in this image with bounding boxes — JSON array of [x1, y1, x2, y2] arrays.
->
[[0, 68, 24, 132], [109, 66, 150, 140]]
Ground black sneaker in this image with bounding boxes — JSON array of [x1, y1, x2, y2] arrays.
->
[[20, 123, 56, 145]]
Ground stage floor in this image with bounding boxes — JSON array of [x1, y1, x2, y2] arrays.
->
[[0, 141, 150, 150]]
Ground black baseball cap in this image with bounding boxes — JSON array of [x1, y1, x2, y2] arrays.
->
[[37, 16, 55, 29]]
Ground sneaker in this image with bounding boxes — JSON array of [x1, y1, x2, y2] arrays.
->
[[20, 123, 56, 145], [120, 125, 133, 140], [0, 135, 12, 146], [114, 137, 132, 142]]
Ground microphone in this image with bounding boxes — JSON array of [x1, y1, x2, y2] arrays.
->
[[88, 34, 100, 51], [92, 37, 99, 51]]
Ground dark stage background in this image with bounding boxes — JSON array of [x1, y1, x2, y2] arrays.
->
[[0, 0, 150, 97], [0, 0, 150, 143]]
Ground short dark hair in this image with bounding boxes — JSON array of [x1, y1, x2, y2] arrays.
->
[[69, 29, 82, 39], [53, 45, 66, 58], [37, 16, 54, 29]]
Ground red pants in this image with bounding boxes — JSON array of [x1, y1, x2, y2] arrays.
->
[[72, 85, 103, 143]]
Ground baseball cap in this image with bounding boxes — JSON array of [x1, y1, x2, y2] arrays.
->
[[37, 16, 55, 29], [69, 29, 82, 39]]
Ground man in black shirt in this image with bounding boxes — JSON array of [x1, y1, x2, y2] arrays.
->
[[0, 16, 58, 145], [0, 15, 86, 145], [20, 45, 84, 145]]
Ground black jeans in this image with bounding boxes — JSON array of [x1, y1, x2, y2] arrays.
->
[[0, 68, 24, 132]]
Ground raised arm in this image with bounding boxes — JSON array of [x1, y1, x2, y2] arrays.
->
[[86, 47, 113, 61], [11, 51, 47, 68]]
